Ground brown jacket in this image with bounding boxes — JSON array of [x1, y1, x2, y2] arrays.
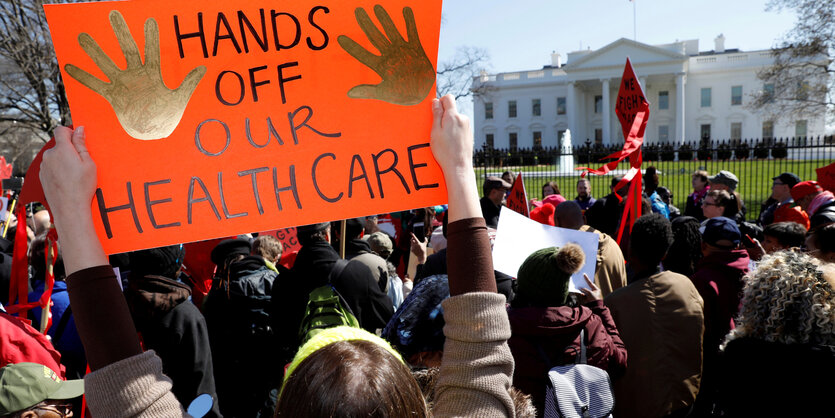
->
[[604, 270, 704, 418], [580, 225, 627, 297]]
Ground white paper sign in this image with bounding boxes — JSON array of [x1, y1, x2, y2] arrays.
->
[[0, 197, 8, 222], [493, 207, 600, 292]]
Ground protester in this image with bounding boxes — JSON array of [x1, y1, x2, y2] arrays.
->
[[758, 172, 801, 226], [367, 231, 406, 308], [656, 186, 680, 219], [585, 175, 627, 237], [0, 362, 84, 417], [251, 234, 283, 266], [806, 224, 835, 263], [37, 96, 515, 416], [644, 166, 669, 218], [31, 208, 52, 237], [761, 221, 806, 253], [26, 234, 86, 379], [501, 170, 516, 186], [480, 176, 511, 228], [718, 252, 835, 416], [335, 218, 390, 294], [329, 259, 394, 334], [791, 180, 835, 230], [554, 201, 627, 296], [541, 181, 560, 199], [690, 216, 750, 414], [124, 245, 221, 418], [508, 245, 627, 413], [574, 177, 596, 211], [664, 216, 702, 277], [604, 214, 704, 418], [708, 170, 746, 222], [684, 170, 710, 220], [701, 189, 739, 222]]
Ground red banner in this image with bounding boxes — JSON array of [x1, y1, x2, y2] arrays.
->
[[505, 172, 529, 218], [577, 58, 649, 244]]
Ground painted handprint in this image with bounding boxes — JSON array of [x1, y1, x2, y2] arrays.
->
[[338, 5, 435, 106], [64, 10, 206, 140]]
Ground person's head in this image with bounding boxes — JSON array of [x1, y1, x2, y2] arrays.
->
[[252, 235, 283, 264], [482, 177, 511, 205], [0, 363, 83, 417], [128, 244, 185, 279], [28, 233, 65, 283], [628, 214, 673, 271], [276, 327, 427, 417], [701, 216, 741, 254], [553, 201, 584, 230], [513, 244, 585, 308], [501, 170, 516, 185], [791, 181, 824, 212], [708, 170, 739, 192], [771, 173, 801, 202], [297, 222, 331, 246], [691, 170, 709, 192], [643, 166, 659, 194], [724, 252, 835, 348], [656, 187, 673, 205], [807, 224, 835, 263], [665, 216, 702, 276], [576, 178, 591, 199], [542, 181, 560, 198], [703, 189, 736, 219], [610, 176, 627, 197], [367, 232, 393, 259], [32, 210, 51, 237], [762, 222, 806, 253]]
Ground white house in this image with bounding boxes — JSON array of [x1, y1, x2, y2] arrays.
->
[[471, 36, 826, 150]]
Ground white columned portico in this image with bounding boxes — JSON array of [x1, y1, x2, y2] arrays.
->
[[675, 72, 686, 143], [567, 81, 579, 144], [601, 79, 611, 144]]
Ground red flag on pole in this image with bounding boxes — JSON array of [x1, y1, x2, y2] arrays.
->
[[577, 58, 650, 244], [505, 172, 530, 217]]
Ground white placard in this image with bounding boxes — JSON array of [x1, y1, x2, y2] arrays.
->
[[493, 207, 600, 292], [0, 197, 8, 222]]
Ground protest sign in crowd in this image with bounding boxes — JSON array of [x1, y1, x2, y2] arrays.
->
[[2, 1, 835, 417]]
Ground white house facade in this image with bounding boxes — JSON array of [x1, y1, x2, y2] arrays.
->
[[471, 36, 826, 150]]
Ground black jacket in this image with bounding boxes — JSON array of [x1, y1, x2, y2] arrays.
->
[[415, 248, 515, 302], [125, 275, 222, 418], [811, 200, 835, 230], [331, 260, 394, 333]]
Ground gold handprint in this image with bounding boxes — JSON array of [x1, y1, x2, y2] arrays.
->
[[338, 5, 435, 106], [64, 10, 206, 140]]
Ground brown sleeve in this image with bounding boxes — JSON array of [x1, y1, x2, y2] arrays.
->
[[446, 217, 496, 296], [67, 265, 142, 371]]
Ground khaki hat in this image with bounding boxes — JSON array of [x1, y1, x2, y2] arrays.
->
[[0, 363, 84, 414]]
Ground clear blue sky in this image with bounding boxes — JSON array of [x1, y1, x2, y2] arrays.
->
[[438, 0, 796, 75]]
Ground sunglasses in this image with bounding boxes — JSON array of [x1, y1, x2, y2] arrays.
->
[[34, 404, 72, 417]]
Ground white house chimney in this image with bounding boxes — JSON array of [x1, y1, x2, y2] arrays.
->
[[715, 34, 726, 53], [550, 51, 562, 67]]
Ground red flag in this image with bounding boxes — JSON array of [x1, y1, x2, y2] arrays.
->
[[505, 173, 530, 217], [0, 156, 12, 180], [816, 161, 835, 193], [577, 58, 650, 244]]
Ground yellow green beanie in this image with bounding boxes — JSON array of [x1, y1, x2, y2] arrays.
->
[[515, 244, 585, 307]]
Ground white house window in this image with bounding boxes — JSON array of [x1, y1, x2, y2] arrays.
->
[[658, 91, 669, 110], [594, 95, 603, 113], [557, 97, 566, 115], [730, 122, 742, 140], [486, 133, 494, 148], [509, 132, 518, 150], [532, 99, 541, 117], [533, 131, 542, 148], [731, 86, 743, 106], [700, 124, 711, 140], [485, 102, 493, 119], [701, 88, 712, 107], [796, 120, 808, 138], [763, 84, 775, 102], [658, 125, 669, 143], [508, 101, 517, 118], [762, 120, 774, 139]]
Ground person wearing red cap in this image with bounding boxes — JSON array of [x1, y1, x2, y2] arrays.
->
[[791, 181, 835, 230]]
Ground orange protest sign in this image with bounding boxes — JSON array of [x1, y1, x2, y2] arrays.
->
[[43, 0, 446, 254], [505, 172, 529, 217]]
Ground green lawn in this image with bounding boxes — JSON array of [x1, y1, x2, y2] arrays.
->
[[475, 158, 832, 220]]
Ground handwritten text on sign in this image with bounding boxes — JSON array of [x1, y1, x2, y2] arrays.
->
[[44, 0, 445, 254]]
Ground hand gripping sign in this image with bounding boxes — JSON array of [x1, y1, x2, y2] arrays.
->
[[39, 0, 445, 254], [577, 58, 650, 244]]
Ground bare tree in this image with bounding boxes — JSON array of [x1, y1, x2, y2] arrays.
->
[[749, 0, 834, 121], [436, 46, 491, 101], [0, 0, 72, 138]]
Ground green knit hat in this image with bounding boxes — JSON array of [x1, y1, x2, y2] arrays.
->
[[516, 244, 585, 307]]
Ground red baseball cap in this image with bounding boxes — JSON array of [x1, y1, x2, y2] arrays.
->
[[791, 180, 823, 201]]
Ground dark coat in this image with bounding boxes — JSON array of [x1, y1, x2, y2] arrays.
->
[[719, 338, 835, 417], [585, 193, 620, 237], [480, 196, 501, 228], [508, 300, 627, 414], [125, 275, 221, 418], [810, 199, 835, 230], [330, 260, 394, 333], [684, 193, 706, 221], [416, 248, 514, 302]]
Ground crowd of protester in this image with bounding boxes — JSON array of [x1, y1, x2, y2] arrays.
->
[[1, 96, 835, 417]]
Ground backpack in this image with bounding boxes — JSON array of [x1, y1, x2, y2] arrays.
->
[[297, 259, 360, 344], [541, 330, 615, 418]]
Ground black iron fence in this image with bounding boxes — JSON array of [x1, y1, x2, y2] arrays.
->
[[473, 136, 835, 221]]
